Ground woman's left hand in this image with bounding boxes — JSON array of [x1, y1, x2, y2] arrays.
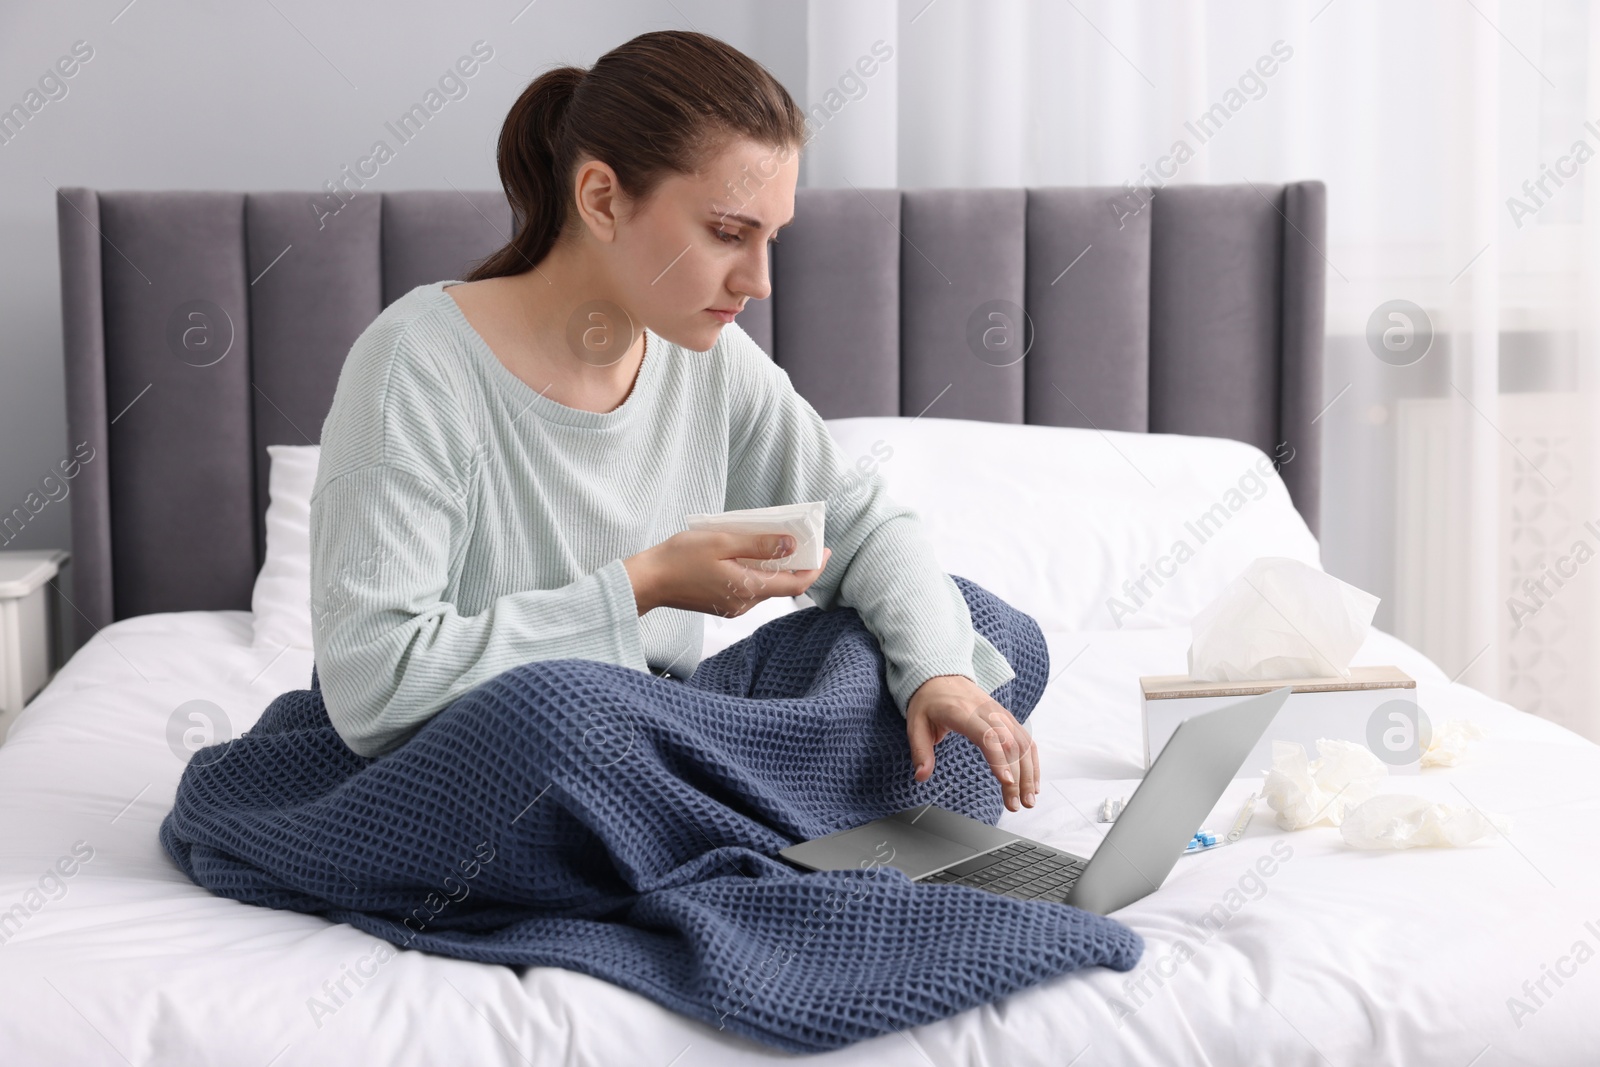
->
[[905, 674, 1039, 811]]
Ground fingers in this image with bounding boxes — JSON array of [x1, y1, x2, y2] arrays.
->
[[791, 547, 832, 591], [1030, 752, 1041, 808], [729, 532, 794, 561], [976, 704, 1037, 812], [712, 545, 834, 618], [906, 714, 937, 782], [738, 548, 831, 598], [972, 718, 1020, 811], [1018, 719, 1039, 808], [985, 704, 1037, 809], [910, 692, 1042, 811], [1004, 714, 1038, 810], [713, 532, 793, 567], [1030, 722, 1041, 801]]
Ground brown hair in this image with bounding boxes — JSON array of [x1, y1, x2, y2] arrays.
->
[[466, 30, 806, 281]]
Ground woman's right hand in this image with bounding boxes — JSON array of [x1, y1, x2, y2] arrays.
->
[[623, 531, 832, 617]]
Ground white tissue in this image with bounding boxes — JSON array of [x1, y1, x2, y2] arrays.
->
[[1421, 719, 1487, 768], [1261, 739, 1387, 830], [1340, 794, 1510, 849], [1264, 737, 1511, 848], [1187, 557, 1380, 681], [683, 501, 826, 571]]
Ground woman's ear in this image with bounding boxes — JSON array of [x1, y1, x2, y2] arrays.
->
[[572, 157, 624, 243]]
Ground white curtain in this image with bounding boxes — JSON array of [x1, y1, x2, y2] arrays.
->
[[803, 0, 1600, 742]]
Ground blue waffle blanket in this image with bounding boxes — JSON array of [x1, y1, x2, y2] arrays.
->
[[160, 575, 1142, 1053]]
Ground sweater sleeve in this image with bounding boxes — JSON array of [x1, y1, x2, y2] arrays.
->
[[309, 463, 648, 758], [720, 327, 1016, 715]]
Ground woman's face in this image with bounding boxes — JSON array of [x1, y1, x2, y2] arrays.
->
[[604, 137, 799, 353]]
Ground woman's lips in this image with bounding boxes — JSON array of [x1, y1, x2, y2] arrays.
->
[[706, 308, 738, 324]]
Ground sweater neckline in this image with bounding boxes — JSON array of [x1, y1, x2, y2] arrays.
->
[[436, 280, 661, 430]]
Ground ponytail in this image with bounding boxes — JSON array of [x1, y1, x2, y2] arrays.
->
[[468, 66, 585, 279], [466, 31, 805, 282]]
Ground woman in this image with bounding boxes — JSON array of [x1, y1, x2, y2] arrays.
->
[[309, 29, 1040, 811], [164, 32, 1140, 1054]]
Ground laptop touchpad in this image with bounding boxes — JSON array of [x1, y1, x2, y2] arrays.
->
[[781, 822, 977, 880]]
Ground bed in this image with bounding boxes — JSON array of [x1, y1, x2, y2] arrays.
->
[[5, 182, 1596, 1064]]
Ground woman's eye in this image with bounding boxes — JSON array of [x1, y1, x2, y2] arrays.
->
[[712, 227, 778, 246]]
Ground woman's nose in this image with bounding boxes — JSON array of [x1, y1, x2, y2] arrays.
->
[[729, 245, 773, 303]]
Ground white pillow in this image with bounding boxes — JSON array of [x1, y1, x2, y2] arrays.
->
[[251, 444, 320, 650], [821, 416, 1321, 632]]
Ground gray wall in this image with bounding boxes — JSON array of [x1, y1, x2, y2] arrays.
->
[[0, 0, 806, 641]]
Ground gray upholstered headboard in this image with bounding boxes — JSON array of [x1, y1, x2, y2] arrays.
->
[[55, 181, 1325, 648]]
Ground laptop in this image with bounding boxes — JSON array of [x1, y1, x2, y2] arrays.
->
[[779, 686, 1291, 915]]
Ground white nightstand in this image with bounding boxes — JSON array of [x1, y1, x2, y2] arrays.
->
[[0, 549, 69, 740]]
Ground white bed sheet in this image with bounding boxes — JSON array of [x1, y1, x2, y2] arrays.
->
[[2, 610, 1598, 1066]]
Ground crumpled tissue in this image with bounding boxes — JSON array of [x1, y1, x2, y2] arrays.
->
[[1261, 738, 1387, 830], [1188, 557, 1381, 681], [1263, 737, 1509, 849], [1339, 793, 1511, 849], [1421, 719, 1487, 768], [684, 500, 826, 571]]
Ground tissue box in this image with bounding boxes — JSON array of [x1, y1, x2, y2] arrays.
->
[[1139, 666, 1421, 776]]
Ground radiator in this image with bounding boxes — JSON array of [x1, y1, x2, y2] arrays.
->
[[1394, 392, 1591, 737]]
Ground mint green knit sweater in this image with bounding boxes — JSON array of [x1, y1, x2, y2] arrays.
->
[[309, 281, 1015, 758]]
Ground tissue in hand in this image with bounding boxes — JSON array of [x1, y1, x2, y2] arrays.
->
[[683, 501, 826, 571], [1187, 557, 1380, 681]]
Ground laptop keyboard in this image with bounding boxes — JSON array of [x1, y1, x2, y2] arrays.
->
[[918, 841, 1086, 902]]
